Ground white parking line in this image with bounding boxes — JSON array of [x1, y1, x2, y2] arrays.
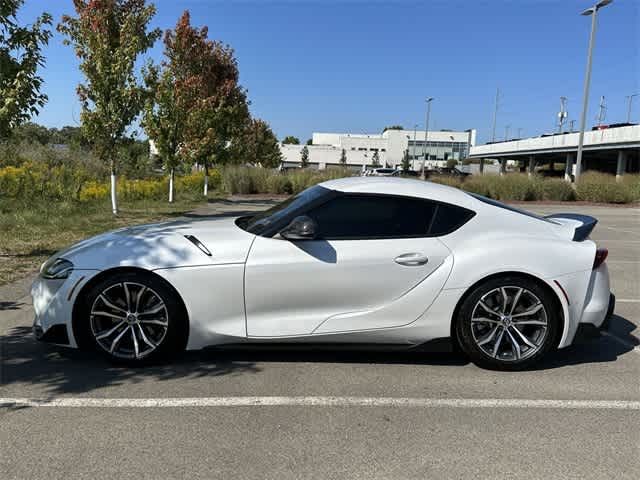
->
[[616, 298, 640, 303], [1, 396, 639, 410]]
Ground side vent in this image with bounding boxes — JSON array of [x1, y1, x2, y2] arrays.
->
[[184, 235, 212, 256]]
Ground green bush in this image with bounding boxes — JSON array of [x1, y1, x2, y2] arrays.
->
[[576, 172, 638, 203], [219, 166, 351, 195], [429, 176, 462, 189], [541, 178, 577, 201], [460, 174, 498, 198]]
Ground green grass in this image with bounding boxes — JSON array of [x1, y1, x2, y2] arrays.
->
[[0, 197, 205, 285]]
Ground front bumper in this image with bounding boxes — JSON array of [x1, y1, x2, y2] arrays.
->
[[31, 270, 98, 348]]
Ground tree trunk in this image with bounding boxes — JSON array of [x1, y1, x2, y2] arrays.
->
[[203, 162, 209, 197], [110, 162, 118, 215], [168, 168, 175, 203]]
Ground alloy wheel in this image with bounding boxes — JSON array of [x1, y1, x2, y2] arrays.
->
[[90, 282, 169, 360], [470, 286, 548, 362]]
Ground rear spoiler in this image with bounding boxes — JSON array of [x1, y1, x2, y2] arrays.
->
[[545, 213, 598, 241]]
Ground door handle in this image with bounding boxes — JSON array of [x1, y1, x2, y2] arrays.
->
[[394, 252, 429, 266]]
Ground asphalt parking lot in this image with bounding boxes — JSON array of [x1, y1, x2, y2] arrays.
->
[[1, 199, 638, 479]]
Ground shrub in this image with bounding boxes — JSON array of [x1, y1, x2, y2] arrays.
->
[[541, 178, 576, 201], [429, 176, 462, 189], [576, 172, 637, 203], [492, 174, 542, 201], [219, 166, 352, 195], [460, 174, 498, 198]]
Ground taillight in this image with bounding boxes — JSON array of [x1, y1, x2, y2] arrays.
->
[[593, 248, 608, 269]]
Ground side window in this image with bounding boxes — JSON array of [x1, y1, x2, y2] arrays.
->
[[306, 195, 437, 239], [430, 203, 475, 235]]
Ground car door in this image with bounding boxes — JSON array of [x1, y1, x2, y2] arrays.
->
[[244, 193, 453, 337]]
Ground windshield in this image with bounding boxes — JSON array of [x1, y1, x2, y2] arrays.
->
[[237, 185, 331, 235]]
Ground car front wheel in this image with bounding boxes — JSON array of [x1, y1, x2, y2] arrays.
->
[[77, 271, 188, 364], [455, 276, 561, 370]]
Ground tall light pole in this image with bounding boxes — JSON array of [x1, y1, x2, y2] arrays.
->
[[575, 0, 613, 180], [421, 97, 434, 179], [626, 93, 639, 123], [491, 88, 500, 142], [413, 124, 418, 170]]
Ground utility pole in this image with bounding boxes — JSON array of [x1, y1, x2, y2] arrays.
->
[[626, 93, 639, 123], [504, 125, 511, 141], [421, 97, 433, 179], [575, 0, 613, 180], [491, 88, 500, 142], [517, 128, 523, 138], [569, 120, 576, 132]]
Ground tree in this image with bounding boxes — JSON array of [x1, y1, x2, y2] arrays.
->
[[142, 12, 205, 202], [401, 149, 411, 172], [446, 158, 458, 169], [10, 121, 51, 144], [340, 148, 346, 166], [58, 0, 161, 214], [371, 150, 381, 167], [300, 145, 309, 168], [242, 118, 282, 168], [176, 11, 250, 194], [281, 135, 299, 145], [382, 125, 403, 133], [305, 138, 312, 145], [0, 0, 52, 140]]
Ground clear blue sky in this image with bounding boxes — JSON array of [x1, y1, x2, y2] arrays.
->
[[18, 0, 639, 144]]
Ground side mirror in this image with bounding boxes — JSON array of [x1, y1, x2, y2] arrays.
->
[[280, 215, 318, 241]]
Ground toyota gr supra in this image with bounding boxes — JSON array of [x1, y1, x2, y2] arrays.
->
[[31, 177, 614, 370]]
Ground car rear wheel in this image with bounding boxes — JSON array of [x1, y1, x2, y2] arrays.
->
[[77, 271, 188, 365], [455, 276, 561, 370]]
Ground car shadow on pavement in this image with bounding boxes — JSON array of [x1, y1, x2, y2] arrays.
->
[[531, 314, 639, 370], [0, 326, 262, 396], [1, 315, 637, 396]]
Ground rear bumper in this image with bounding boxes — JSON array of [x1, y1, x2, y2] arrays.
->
[[574, 293, 615, 342]]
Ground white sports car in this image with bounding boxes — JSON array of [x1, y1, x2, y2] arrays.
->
[[32, 177, 614, 370]]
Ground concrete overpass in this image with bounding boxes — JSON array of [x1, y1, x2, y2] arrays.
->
[[469, 124, 640, 180]]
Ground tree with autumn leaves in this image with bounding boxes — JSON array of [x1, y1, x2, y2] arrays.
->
[[143, 10, 281, 200], [59, 0, 160, 214], [60, 2, 283, 210]]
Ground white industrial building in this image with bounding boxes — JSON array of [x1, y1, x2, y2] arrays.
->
[[280, 128, 477, 170]]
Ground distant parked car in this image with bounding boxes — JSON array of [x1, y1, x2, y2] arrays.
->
[[363, 168, 399, 177]]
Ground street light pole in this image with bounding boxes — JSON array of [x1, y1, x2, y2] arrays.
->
[[575, 0, 613, 181], [421, 97, 433, 179], [413, 124, 418, 170], [626, 93, 639, 123]]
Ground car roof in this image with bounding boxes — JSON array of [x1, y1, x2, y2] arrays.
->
[[319, 176, 476, 209]]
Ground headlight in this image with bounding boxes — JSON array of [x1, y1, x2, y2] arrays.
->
[[41, 258, 74, 279]]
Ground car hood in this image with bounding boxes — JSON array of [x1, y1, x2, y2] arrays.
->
[[52, 216, 257, 270]]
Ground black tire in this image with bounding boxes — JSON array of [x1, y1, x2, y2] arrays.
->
[[455, 275, 561, 371], [75, 270, 188, 365]]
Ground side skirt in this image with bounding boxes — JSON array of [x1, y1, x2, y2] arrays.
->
[[207, 337, 453, 354]]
